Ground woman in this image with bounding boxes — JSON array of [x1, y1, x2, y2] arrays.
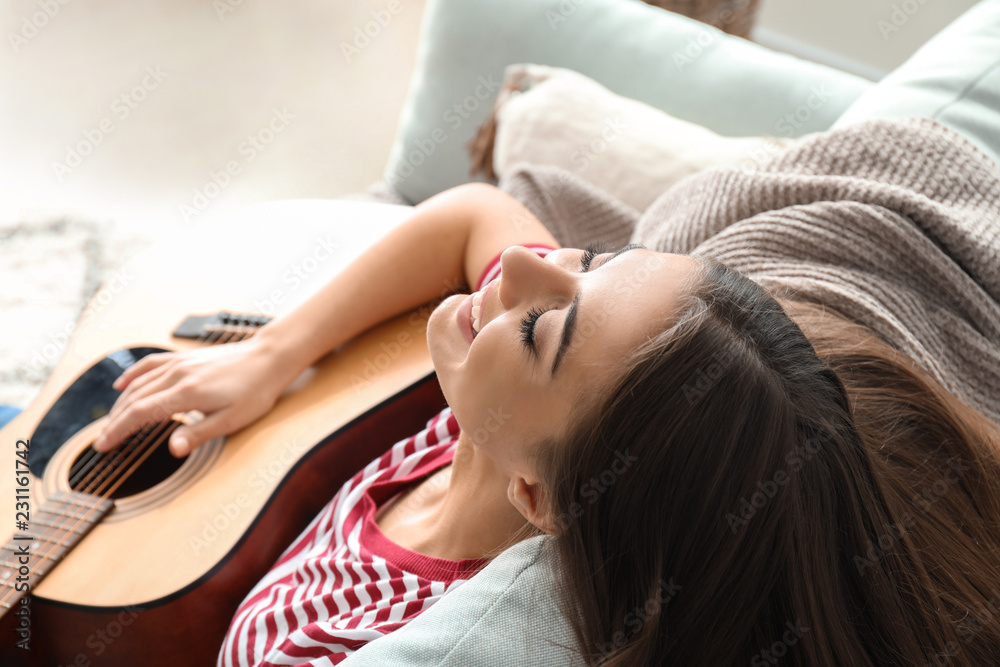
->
[[92, 113, 1000, 664], [93, 74, 1000, 667]]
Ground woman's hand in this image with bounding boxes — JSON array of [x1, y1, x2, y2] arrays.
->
[[93, 336, 301, 457]]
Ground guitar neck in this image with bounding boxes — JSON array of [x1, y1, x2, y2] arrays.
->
[[0, 491, 115, 615]]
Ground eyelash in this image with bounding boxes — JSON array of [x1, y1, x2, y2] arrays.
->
[[517, 243, 607, 354], [519, 306, 547, 352], [581, 244, 601, 271]]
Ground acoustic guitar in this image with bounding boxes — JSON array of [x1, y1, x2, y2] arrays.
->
[[0, 200, 441, 666]]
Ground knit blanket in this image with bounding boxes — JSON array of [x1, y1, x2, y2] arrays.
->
[[499, 118, 1000, 425]]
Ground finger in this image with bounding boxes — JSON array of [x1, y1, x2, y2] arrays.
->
[[111, 353, 174, 391], [116, 358, 173, 397], [168, 407, 239, 457], [94, 392, 186, 453], [108, 363, 175, 422]]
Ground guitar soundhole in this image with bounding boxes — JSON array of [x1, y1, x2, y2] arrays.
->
[[68, 420, 186, 499], [29, 345, 170, 478]]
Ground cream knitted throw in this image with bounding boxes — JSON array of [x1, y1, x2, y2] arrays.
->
[[498, 118, 1000, 426]]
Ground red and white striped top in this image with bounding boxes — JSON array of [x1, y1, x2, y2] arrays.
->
[[217, 408, 481, 667], [217, 243, 556, 666]]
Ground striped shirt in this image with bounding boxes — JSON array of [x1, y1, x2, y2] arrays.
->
[[217, 243, 556, 666]]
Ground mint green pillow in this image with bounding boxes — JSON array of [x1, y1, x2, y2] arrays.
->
[[341, 536, 582, 666], [831, 0, 1000, 169], [384, 0, 872, 204]]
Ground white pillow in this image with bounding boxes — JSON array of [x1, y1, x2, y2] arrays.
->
[[492, 64, 797, 212]]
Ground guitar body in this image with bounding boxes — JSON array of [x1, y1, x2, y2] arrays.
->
[[0, 201, 440, 666]]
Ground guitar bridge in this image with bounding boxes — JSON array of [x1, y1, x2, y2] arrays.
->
[[171, 311, 271, 343]]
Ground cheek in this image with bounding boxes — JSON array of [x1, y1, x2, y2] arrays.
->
[[427, 303, 463, 399], [427, 306, 557, 454], [443, 336, 525, 439], [425, 302, 449, 362], [459, 357, 536, 450], [426, 301, 489, 417]]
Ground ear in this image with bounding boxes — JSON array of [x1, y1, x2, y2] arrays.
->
[[508, 474, 558, 535]]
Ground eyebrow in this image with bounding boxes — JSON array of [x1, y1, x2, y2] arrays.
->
[[550, 243, 646, 377]]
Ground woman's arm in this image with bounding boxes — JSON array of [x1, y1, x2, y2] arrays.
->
[[94, 183, 558, 455], [255, 182, 559, 373]]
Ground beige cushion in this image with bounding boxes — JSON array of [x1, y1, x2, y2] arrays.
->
[[493, 64, 797, 212]]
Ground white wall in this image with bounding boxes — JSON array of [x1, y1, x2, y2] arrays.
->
[[752, 0, 981, 80]]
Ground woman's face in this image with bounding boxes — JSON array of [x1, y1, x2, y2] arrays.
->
[[427, 245, 700, 482]]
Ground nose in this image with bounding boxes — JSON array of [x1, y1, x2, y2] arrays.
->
[[496, 246, 576, 310]]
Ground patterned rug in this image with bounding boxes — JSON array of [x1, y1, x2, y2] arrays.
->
[[0, 215, 155, 408]]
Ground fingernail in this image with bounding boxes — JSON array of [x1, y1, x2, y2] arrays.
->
[[94, 435, 106, 451], [112, 377, 122, 389], [173, 435, 189, 455]]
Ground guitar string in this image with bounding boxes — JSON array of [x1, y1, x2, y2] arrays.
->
[[216, 327, 254, 343], [68, 421, 158, 489], [1, 420, 174, 584], [202, 322, 256, 345], [1, 323, 259, 609], [0, 420, 177, 608], [0, 421, 176, 612]]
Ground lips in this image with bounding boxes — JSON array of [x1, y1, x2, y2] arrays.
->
[[471, 281, 494, 337]]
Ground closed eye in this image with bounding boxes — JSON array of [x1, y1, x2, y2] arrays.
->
[[519, 242, 613, 355], [581, 242, 612, 273]]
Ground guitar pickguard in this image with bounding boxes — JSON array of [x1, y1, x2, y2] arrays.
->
[[28, 346, 167, 478]]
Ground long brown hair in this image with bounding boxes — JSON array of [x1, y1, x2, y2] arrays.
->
[[533, 256, 1000, 665]]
